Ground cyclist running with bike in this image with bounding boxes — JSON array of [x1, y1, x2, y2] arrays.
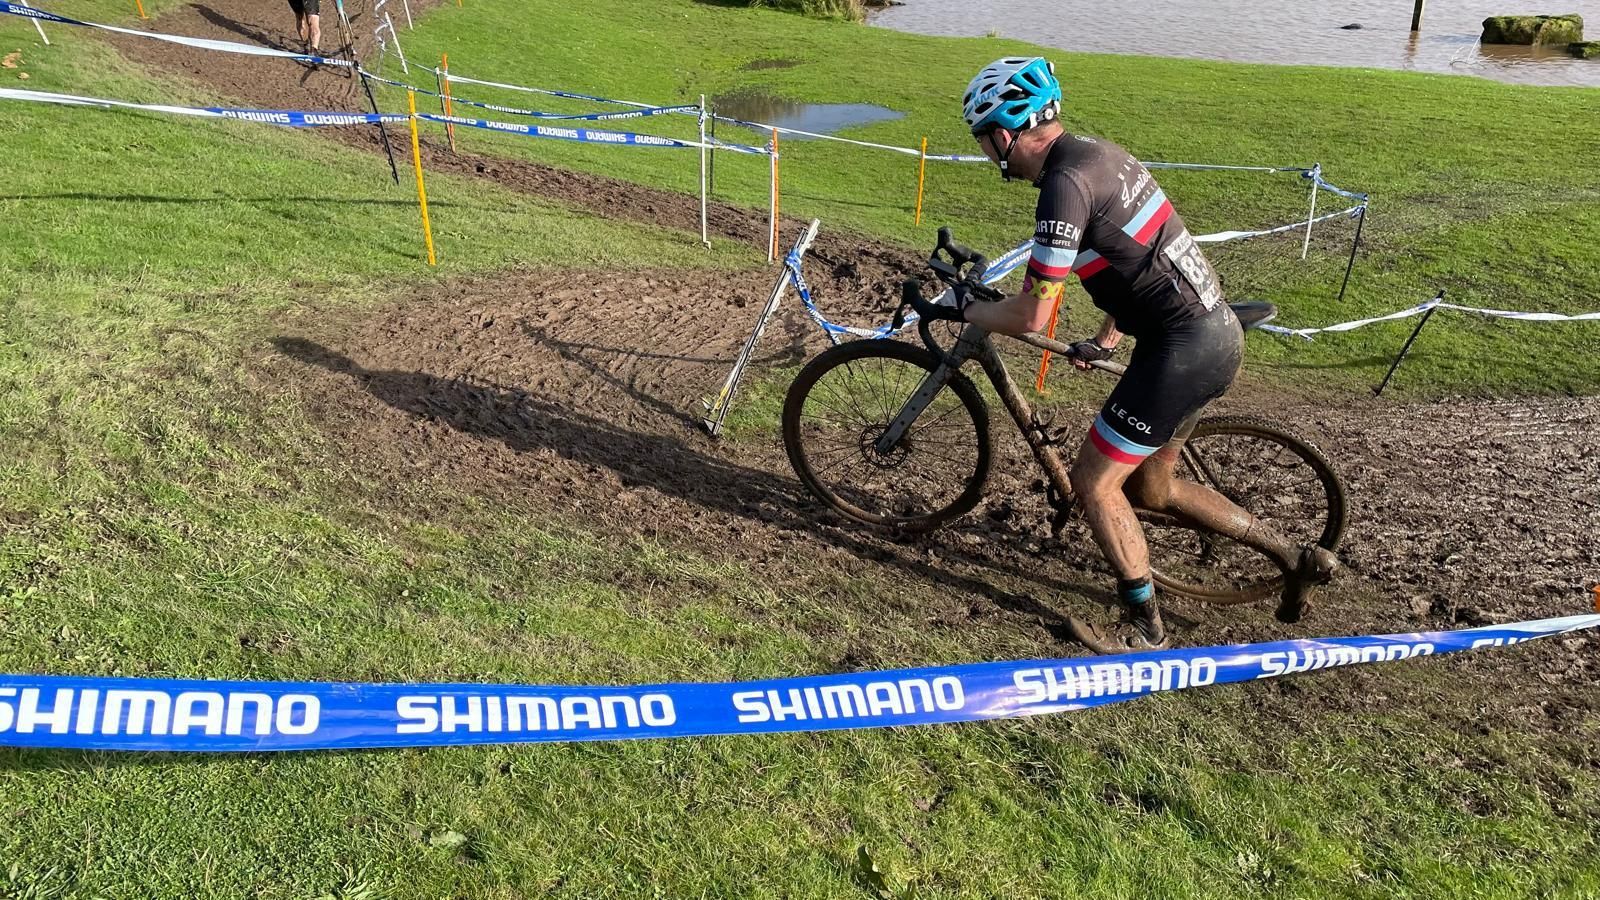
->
[[921, 57, 1338, 650]]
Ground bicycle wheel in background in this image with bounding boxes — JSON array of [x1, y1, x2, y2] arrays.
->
[[1145, 415, 1348, 604], [782, 340, 992, 533]]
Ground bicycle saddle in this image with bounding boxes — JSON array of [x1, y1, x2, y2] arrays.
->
[[1229, 301, 1278, 331]]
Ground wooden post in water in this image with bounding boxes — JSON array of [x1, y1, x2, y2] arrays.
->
[[1411, 0, 1425, 31]]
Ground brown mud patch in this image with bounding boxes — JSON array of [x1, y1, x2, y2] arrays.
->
[[741, 58, 803, 71], [255, 263, 1600, 741]]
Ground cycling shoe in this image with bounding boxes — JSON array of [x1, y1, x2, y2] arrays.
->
[[1067, 601, 1170, 655], [1276, 545, 1339, 624]]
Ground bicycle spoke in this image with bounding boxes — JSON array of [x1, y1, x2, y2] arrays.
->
[[811, 378, 875, 428], [910, 399, 972, 432], [872, 355, 899, 424], [805, 389, 862, 430], [802, 441, 864, 464], [1222, 475, 1324, 511], [805, 406, 871, 434], [1137, 421, 1342, 601], [901, 433, 976, 450]]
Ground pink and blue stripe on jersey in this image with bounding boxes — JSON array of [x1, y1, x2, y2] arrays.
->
[[1027, 243, 1077, 280], [1072, 249, 1110, 280], [1123, 189, 1174, 245], [1090, 413, 1160, 465]]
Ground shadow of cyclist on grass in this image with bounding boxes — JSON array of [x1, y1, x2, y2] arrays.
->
[[271, 337, 1123, 640]]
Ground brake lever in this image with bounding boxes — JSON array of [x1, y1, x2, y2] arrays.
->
[[891, 279, 920, 331], [926, 255, 960, 280], [936, 226, 979, 269]]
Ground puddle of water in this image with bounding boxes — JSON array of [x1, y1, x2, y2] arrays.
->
[[870, 0, 1600, 87], [711, 91, 904, 137]]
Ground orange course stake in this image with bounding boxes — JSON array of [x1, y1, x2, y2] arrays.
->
[[914, 136, 928, 226], [1034, 295, 1065, 393], [440, 53, 457, 153], [405, 90, 438, 266], [769, 127, 781, 261], [134, 0, 147, 18]]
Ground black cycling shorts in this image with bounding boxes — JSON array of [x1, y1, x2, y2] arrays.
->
[[290, 0, 321, 17], [1088, 303, 1242, 464]]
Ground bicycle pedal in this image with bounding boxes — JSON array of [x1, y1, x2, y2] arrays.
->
[[1027, 413, 1058, 446], [1044, 483, 1077, 540]]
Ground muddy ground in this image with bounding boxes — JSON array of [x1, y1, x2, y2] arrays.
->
[[112, 0, 1599, 738]]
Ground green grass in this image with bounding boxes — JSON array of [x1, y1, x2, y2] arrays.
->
[[1, 0, 1599, 896]]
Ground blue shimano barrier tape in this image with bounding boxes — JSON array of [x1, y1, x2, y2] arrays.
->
[[0, 615, 1593, 753]]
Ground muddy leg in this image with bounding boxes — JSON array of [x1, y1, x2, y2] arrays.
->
[[1069, 437, 1147, 579], [1124, 424, 1298, 572], [1068, 437, 1170, 649]]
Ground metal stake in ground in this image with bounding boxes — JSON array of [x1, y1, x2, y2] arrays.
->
[[359, 69, 401, 185], [18, 0, 48, 45], [914, 136, 928, 226], [767, 129, 779, 263], [1301, 164, 1320, 261], [1374, 290, 1444, 397], [434, 55, 456, 151], [373, 1, 408, 74], [703, 219, 822, 437], [698, 94, 709, 249], [1336, 205, 1368, 302]]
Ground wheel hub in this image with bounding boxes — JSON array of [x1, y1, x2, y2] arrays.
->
[[858, 425, 911, 470]]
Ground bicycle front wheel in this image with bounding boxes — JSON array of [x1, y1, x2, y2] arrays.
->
[[1145, 415, 1348, 604], [782, 339, 991, 533]]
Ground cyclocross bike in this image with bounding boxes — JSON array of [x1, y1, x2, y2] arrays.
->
[[781, 228, 1347, 606]]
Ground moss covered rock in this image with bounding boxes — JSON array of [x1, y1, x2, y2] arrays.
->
[[1481, 14, 1583, 44], [1571, 40, 1600, 58]]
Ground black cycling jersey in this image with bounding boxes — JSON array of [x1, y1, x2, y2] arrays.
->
[[1025, 133, 1224, 338]]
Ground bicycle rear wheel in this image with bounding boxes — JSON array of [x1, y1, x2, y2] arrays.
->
[[1145, 415, 1347, 604], [782, 339, 991, 533]]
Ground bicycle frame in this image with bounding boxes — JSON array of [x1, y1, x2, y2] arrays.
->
[[875, 324, 1125, 515], [882, 319, 1270, 555]]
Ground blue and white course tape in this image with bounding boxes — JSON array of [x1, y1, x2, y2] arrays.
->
[[1, 615, 1591, 752]]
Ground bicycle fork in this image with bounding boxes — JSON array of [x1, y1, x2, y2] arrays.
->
[[872, 328, 986, 455], [874, 326, 1079, 534]]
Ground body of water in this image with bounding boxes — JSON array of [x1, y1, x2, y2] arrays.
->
[[871, 1, 1600, 87]]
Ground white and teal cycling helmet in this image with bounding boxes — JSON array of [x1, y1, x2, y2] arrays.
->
[[962, 57, 1062, 136]]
